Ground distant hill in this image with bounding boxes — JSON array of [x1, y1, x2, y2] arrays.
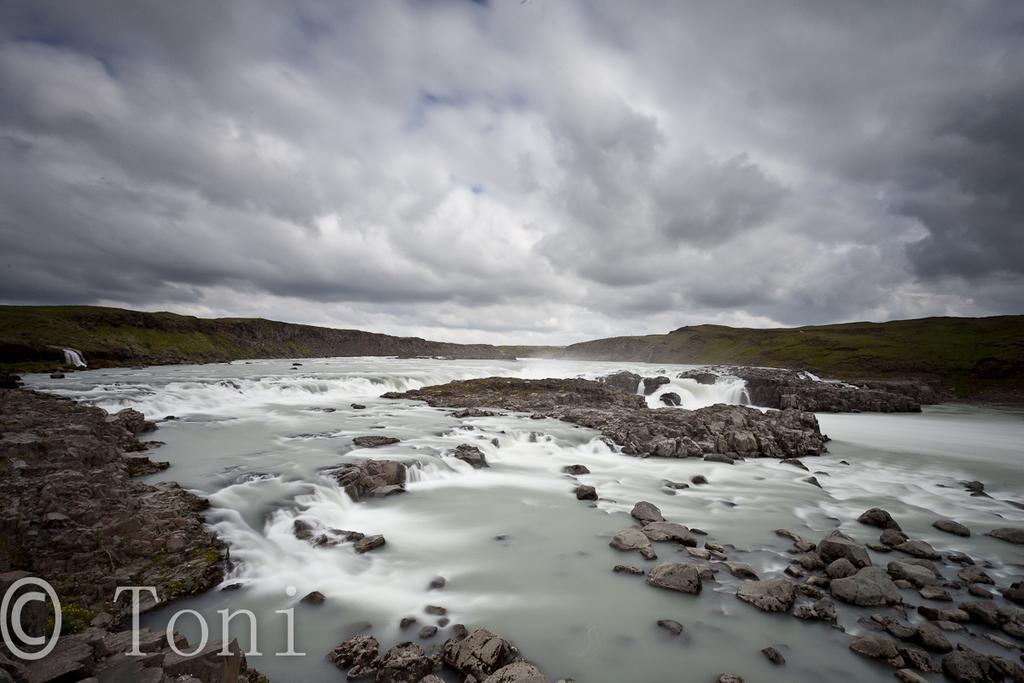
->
[[0, 306, 511, 369], [549, 316, 1024, 398]]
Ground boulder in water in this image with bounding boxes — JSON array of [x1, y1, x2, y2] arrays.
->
[[646, 562, 703, 594], [736, 579, 796, 613]]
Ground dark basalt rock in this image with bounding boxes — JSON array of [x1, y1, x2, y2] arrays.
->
[[575, 485, 598, 500], [331, 459, 407, 501], [646, 562, 703, 594], [0, 388, 223, 621], [352, 435, 400, 448], [858, 507, 902, 531], [631, 500, 664, 523], [563, 464, 590, 475], [442, 628, 524, 681], [642, 376, 671, 395], [736, 579, 796, 613], [386, 377, 827, 459], [598, 370, 642, 394], [659, 391, 681, 406], [933, 519, 971, 537], [724, 366, 927, 413], [986, 527, 1024, 544], [450, 443, 488, 468]]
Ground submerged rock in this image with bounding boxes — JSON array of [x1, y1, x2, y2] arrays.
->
[[352, 435, 401, 448], [986, 527, 1024, 544], [562, 464, 590, 475]]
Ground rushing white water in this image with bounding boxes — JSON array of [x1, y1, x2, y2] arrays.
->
[[24, 358, 1024, 683], [62, 347, 87, 367]]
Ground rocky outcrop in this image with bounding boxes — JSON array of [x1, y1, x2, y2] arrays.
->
[[388, 378, 826, 459], [597, 371, 641, 394], [450, 443, 488, 469], [329, 459, 408, 501], [0, 388, 223, 620], [738, 367, 927, 412]]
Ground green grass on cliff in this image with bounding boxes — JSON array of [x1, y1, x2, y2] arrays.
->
[[555, 316, 1024, 398], [0, 305, 508, 368]]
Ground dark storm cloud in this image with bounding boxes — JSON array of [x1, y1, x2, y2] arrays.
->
[[0, 0, 1021, 343]]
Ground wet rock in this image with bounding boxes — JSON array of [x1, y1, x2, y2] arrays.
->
[[959, 601, 999, 627], [351, 403, 367, 409], [376, 641, 436, 682], [1003, 582, 1024, 605], [574, 485, 598, 501], [715, 675, 744, 683], [354, 535, 386, 553], [804, 476, 822, 488], [425, 605, 447, 616], [894, 539, 940, 560], [731, 367, 928, 413], [642, 376, 671, 395], [880, 528, 910, 546], [736, 579, 796, 613], [946, 551, 975, 565], [599, 371, 643, 394], [419, 625, 438, 639], [400, 617, 418, 629], [858, 507, 902, 531], [613, 565, 645, 575], [872, 614, 917, 640], [967, 584, 993, 599], [657, 619, 684, 635], [610, 528, 656, 560], [663, 479, 689, 490], [451, 443, 489, 468], [301, 590, 326, 605], [720, 562, 759, 580], [659, 392, 681, 406], [826, 558, 857, 579], [443, 628, 524, 681], [691, 475, 708, 485], [631, 501, 664, 524], [941, 648, 1004, 682], [428, 576, 446, 590], [761, 646, 786, 665], [332, 459, 407, 501], [328, 635, 380, 678], [933, 519, 971, 537], [895, 669, 929, 683], [830, 567, 902, 607], [641, 521, 698, 546], [780, 458, 809, 471], [958, 566, 994, 585], [482, 661, 548, 683], [352, 435, 401, 448], [915, 622, 953, 653], [849, 635, 901, 665], [646, 562, 703, 594], [793, 597, 838, 624], [919, 586, 953, 601], [817, 531, 872, 568], [888, 560, 941, 587], [562, 464, 590, 475], [704, 453, 736, 464], [986, 527, 1024, 544]]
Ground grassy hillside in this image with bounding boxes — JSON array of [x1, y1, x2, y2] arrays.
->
[[0, 305, 511, 369], [556, 316, 1024, 398]]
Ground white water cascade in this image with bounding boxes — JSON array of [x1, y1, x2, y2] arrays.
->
[[62, 348, 87, 368]]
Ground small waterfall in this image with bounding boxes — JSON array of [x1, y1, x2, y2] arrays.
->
[[62, 348, 87, 368]]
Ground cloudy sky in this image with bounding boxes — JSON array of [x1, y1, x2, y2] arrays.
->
[[1, 1, 1021, 344]]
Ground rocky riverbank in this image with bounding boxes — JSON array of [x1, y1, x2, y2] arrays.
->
[[385, 377, 827, 459], [0, 387, 266, 682]]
